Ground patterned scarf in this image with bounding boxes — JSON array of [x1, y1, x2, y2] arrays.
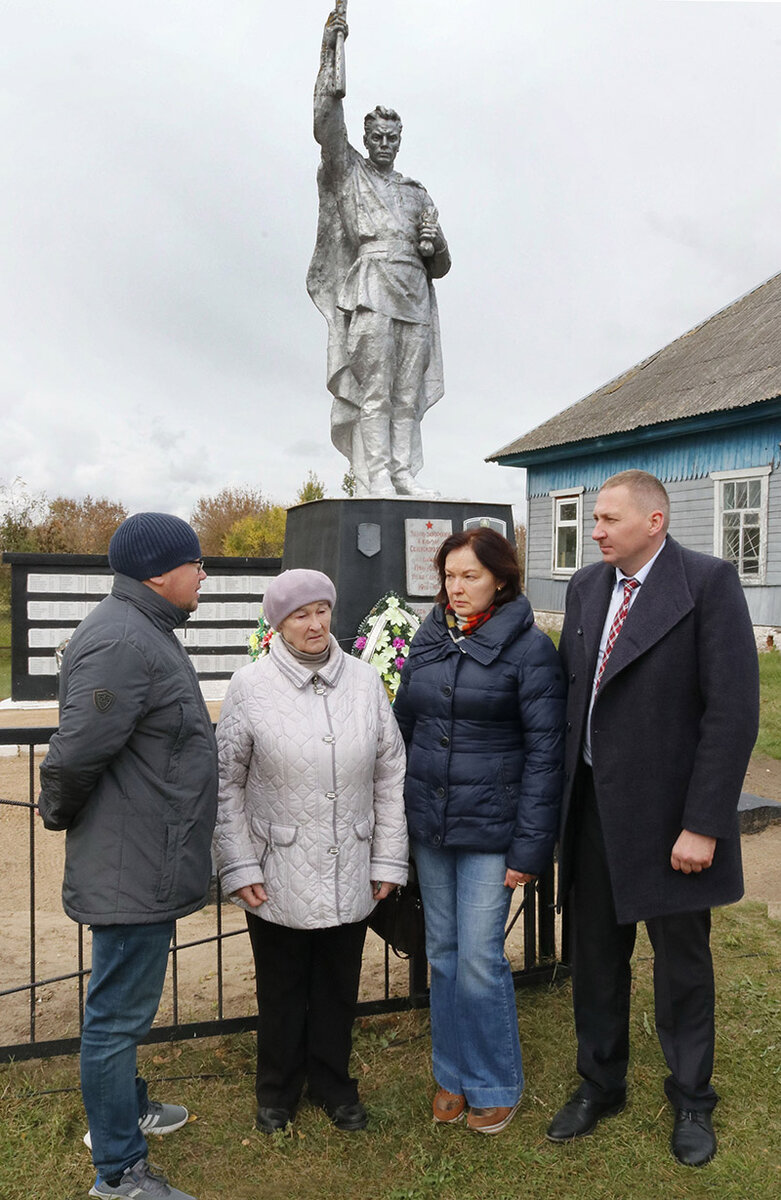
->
[[445, 603, 496, 639]]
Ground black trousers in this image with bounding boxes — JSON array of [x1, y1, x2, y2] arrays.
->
[[245, 912, 368, 1112], [569, 765, 717, 1112]]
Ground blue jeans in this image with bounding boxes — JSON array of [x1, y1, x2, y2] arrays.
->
[[412, 841, 524, 1107], [80, 922, 174, 1178]]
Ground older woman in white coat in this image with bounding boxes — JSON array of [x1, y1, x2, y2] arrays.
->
[[213, 569, 408, 1134]]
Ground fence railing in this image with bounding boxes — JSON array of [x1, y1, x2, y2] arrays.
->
[[0, 725, 565, 1063]]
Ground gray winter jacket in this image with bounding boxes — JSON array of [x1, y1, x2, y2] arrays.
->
[[213, 633, 408, 930], [38, 574, 218, 925]]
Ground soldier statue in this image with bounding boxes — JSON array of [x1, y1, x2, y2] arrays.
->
[[307, 5, 451, 498]]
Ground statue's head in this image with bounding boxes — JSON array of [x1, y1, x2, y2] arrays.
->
[[363, 106, 402, 171]]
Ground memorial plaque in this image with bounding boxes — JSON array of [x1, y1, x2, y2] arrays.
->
[[405, 518, 452, 596], [463, 515, 507, 537], [357, 522, 381, 558]]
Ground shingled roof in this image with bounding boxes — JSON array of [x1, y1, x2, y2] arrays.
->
[[489, 271, 781, 461]]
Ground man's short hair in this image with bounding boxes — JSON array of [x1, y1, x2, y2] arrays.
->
[[364, 105, 403, 136], [600, 470, 670, 532]]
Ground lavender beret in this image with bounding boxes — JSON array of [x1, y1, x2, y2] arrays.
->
[[262, 569, 336, 629]]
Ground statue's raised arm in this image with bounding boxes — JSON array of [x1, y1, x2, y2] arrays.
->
[[314, 6, 349, 178]]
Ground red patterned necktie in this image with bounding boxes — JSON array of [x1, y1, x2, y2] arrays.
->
[[595, 577, 639, 692]]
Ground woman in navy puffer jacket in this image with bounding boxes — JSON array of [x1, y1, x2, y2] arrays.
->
[[394, 528, 565, 1134]]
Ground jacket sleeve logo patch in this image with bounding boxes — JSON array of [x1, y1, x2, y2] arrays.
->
[[93, 689, 116, 713]]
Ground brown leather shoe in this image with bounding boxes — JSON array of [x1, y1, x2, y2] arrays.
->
[[466, 1100, 521, 1133], [433, 1088, 466, 1124]]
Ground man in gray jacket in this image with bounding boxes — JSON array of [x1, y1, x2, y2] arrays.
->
[[39, 512, 218, 1200]]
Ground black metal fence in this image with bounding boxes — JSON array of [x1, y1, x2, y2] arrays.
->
[[0, 726, 564, 1063]]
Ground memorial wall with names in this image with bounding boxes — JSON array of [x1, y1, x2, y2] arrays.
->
[[3, 554, 281, 702]]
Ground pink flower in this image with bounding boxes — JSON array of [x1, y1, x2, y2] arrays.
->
[[392, 637, 406, 649], [395, 656, 406, 670], [354, 636, 367, 651]]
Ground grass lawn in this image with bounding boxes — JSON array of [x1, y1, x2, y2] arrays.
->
[[757, 650, 781, 759], [1, 903, 779, 1200], [547, 626, 781, 763], [0, 611, 779, 1195]]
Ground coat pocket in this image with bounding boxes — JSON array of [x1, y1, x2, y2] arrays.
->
[[250, 816, 299, 902], [249, 817, 298, 872], [497, 757, 523, 818], [165, 701, 200, 783], [155, 822, 182, 903], [353, 816, 374, 843]]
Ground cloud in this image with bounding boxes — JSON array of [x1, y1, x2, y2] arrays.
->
[[2, 0, 781, 521]]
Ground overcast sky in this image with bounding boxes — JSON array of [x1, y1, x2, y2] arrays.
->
[[2, 0, 781, 521]]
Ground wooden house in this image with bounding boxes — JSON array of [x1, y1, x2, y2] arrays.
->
[[489, 273, 781, 635]]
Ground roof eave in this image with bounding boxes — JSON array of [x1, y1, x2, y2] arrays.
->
[[487, 395, 781, 468]]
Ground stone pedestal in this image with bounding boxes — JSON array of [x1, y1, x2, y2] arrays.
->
[[282, 498, 515, 646]]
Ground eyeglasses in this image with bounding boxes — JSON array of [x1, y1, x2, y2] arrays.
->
[[188, 558, 205, 571]]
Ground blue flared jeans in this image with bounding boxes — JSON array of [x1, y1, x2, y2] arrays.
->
[[80, 922, 174, 1179], [412, 841, 524, 1108]]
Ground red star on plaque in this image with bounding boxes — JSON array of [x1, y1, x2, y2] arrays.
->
[[426, 521, 433, 529]]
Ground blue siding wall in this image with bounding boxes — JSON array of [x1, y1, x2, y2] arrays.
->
[[525, 454, 781, 624], [525, 419, 781, 497], [526, 494, 553, 581], [766, 470, 781, 590]]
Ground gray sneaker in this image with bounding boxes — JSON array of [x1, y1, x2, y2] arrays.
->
[[89, 1157, 197, 1199], [84, 1102, 189, 1149]]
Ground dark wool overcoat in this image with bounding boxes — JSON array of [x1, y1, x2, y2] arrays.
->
[[558, 536, 759, 924], [394, 596, 566, 876]]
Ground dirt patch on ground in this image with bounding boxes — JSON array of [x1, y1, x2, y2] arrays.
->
[[2, 748, 779, 1053], [743, 750, 781, 803], [0, 749, 421, 1050]]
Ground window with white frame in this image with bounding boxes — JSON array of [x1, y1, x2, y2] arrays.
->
[[550, 488, 583, 576], [711, 466, 770, 582]]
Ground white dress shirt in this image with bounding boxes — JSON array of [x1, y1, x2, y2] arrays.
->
[[582, 540, 666, 765]]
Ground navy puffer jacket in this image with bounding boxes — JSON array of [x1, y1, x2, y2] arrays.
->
[[393, 596, 565, 875]]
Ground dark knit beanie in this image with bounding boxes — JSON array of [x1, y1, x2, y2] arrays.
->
[[108, 512, 202, 581]]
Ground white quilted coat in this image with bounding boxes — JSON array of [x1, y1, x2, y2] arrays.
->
[[213, 634, 409, 929]]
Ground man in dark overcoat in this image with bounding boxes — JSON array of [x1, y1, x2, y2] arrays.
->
[[547, 470, 759, 1167]]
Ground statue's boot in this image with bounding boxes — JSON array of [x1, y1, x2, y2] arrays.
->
[[391, 418, 439, 498], [360, 414, 397, 497], [392, 471, 439, 498]]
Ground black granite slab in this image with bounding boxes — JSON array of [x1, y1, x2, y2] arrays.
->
[[282, 497, 515, 646]]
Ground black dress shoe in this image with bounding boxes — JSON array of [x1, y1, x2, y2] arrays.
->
[[671, 1109, 716, 1166], [256, 1106, 291, 1133], [546, 1094, 626, 1142], [323, 1101, 368, 1131]]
